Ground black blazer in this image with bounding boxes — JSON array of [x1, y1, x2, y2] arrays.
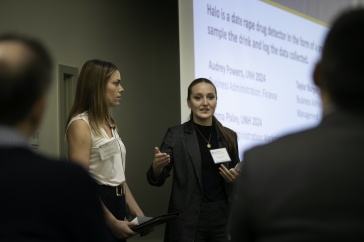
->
[[229, 110, 364, 242], [147, 120, 239, 242], [0, 147, 112, 242]]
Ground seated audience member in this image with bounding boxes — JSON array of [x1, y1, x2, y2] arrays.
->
[[0, 33, 111, 241], [228, 8, 364, 242]]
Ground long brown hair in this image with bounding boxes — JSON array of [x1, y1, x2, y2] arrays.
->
[[66, 59, 118, 136], [187, 78, 238, 155]]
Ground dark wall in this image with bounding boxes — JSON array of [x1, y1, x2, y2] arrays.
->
[[0, 0, 180, 241], [113, 1, 181, 240]]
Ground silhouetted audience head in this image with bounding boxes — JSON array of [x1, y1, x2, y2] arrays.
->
[[0, 34, 53, 126], [315, 8, 364, 110]]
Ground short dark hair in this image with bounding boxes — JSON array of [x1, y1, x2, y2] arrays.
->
[[0, 33, 53, 125], [320, 8, 364, 110]]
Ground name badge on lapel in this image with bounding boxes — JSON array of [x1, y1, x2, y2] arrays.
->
[[210, 148, 231, 164], [99, 139, 120, 161]]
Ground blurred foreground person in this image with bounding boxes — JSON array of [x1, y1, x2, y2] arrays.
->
[[0, 34, 111, 242], [229, 8, 364, 242]]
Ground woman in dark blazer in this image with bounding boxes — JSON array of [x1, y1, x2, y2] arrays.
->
[[147, 78, 240, 242]]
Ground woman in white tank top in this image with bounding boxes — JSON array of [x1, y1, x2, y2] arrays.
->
[[65, 59, 146, 241]]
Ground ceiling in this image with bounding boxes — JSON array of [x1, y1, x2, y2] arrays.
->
[[270, 0, 364, 24]]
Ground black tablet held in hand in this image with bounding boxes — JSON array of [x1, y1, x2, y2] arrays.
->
[[128, 212, 181, 238]]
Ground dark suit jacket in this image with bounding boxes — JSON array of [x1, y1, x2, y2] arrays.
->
[[0, 147, 112, 242], [229, 110, 364, 242], [147, 120, 239, 242]]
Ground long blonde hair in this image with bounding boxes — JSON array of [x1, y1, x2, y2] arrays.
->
[[66, 59, 118, 136]]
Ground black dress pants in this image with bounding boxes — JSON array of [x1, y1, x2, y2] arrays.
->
[[194, 200, 229, 242], [98, 185, 127, 242]]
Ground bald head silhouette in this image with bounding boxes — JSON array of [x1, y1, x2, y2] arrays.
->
[[0, 34, 52, 136]]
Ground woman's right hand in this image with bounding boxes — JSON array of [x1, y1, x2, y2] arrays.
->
[[110, 219, 138, 239], [152, 147, 170, 178]]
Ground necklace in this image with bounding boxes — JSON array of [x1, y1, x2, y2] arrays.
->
[[194, 125, 213, 148]]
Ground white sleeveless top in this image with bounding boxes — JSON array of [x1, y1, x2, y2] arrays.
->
[[65, 112, 126, 186]]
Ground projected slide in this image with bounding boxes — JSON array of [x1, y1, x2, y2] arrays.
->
[[193, 0, 328, 157]]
